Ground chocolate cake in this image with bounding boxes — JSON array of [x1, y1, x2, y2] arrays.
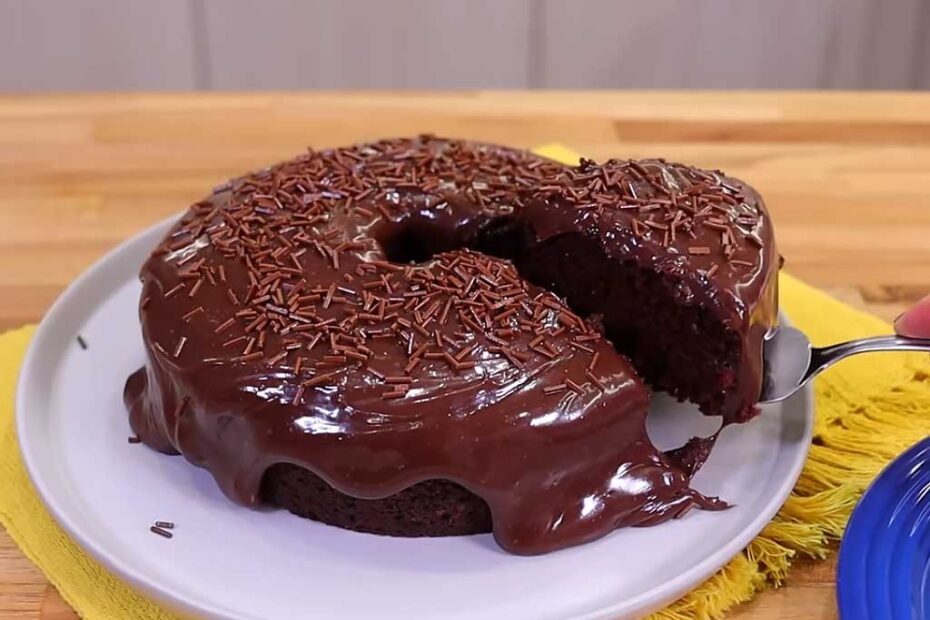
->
[[124, 136, 778, 554]]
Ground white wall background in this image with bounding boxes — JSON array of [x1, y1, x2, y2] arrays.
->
[[3, 0, 930, 91]]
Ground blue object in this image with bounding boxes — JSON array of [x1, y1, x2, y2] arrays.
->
[[838, 436, 930, 619]]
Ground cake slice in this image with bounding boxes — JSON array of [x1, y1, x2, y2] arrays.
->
[[496, 158, 778, 424]]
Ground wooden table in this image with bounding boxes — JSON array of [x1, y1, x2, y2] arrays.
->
[[2, 91, 929, 619]]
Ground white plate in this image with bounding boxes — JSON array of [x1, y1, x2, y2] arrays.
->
[[17, 216, 812, 620]]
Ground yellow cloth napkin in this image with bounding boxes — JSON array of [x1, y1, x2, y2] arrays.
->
[[3, 145, 930, 619]]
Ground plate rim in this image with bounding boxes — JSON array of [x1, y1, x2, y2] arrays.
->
[[16, 215, 813, 620]]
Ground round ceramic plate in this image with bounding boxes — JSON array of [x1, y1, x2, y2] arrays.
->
[[17, 216, 813, 620], [837, 436, 930, 619]]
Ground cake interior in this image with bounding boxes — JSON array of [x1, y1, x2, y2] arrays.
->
[[465, 217, 746, 421], [507, 232, 744, 421]]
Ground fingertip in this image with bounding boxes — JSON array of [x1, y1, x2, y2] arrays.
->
[[895, 294, 930, 338]]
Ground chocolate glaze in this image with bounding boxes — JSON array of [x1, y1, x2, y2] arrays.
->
[[124, 137, 775, 554]]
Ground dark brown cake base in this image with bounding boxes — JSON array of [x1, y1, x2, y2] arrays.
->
[[261, 464, 492, 537]]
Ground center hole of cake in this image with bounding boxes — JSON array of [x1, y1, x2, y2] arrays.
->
[[374, 214, 521, 265], [378, 222, 448, 264]]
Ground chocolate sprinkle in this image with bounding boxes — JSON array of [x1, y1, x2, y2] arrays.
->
[[149, 525, 173, 539]]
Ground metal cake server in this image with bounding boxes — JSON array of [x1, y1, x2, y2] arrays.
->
[[760, 327, 930, 403]]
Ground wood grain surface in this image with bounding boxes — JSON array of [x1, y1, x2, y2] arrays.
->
[[2, 91, 929, 619]]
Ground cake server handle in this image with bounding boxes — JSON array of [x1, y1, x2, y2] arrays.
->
[[759, 328, 930, 404]]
